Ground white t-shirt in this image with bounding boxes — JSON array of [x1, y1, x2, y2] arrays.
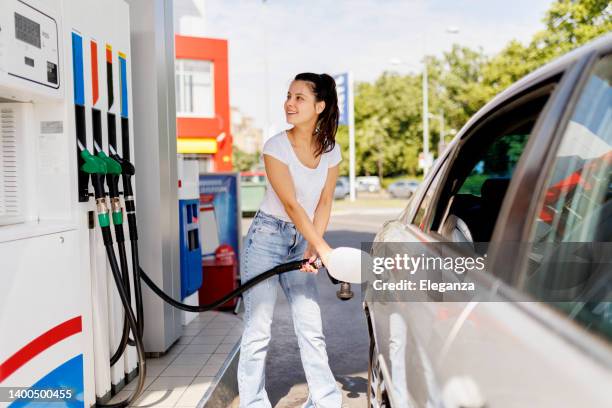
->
[[260, 131, 342, 221]]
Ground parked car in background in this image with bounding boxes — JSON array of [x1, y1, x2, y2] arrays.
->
[[387, 179, 419, 198], [334, 178, 350, 200], [356, 176, 381, 192], [365, 35, 612, 408]]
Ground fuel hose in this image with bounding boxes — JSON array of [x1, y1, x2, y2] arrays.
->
[[98, 151, 322, 407]]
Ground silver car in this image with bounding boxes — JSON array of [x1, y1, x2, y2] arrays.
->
[[387, 180, 419, 198], [334, 178, 350, 200], [357, 176, 382, 193], [365, 34, 612, 408]]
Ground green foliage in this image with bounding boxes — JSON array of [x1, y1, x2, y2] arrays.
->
[[339, 0, 611, 179], [232, 146, 260, 172]]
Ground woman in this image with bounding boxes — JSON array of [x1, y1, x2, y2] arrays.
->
[[238, 73, 343, 408]]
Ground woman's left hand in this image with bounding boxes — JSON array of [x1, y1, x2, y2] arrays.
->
[[300, 244, 319, 274]]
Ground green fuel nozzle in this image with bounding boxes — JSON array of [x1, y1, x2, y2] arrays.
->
[[97, 150, 122, 176], [80, 148, 107, 175], [80, 149, 107, 199], [97, 151, 124, 225], [79, 149, 111, 227]]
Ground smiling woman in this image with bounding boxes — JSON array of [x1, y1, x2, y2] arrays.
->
[[237, 73, 343, 408]]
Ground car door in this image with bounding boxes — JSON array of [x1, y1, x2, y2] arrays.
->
[[436, 52, 612, 407], [368, 152, 463, 408], [367, 50, 585, 407]]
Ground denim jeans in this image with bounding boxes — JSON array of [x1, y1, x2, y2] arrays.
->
[[238, 210, 342, 408]]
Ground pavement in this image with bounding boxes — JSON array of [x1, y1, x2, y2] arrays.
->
[[229, 203, 404, 408]]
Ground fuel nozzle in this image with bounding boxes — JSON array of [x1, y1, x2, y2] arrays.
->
[[79, 149, 110, 229], [318, 258, 354, 301], [80, 149, 106, 199], [109, 149, 135, 197], [336, 282, 353, 301], [97, 151, 123, 225], [110, 149, 137, 240]]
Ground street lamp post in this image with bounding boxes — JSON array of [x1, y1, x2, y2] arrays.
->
[[421, 27, 459, 175], [389, 27, 459, 175], [422, 57, 430, 174]]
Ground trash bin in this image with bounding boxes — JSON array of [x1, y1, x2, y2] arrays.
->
[[199, 244, 239, 310]]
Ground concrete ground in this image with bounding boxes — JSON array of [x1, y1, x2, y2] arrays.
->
[[232, 203, 404, 408]]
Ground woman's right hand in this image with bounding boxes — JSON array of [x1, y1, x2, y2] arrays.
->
[[300, 244, 319, 274], [316, 243, 333, 269]]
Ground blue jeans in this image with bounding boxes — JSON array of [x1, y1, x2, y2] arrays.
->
[[238, 210, 342, 408]]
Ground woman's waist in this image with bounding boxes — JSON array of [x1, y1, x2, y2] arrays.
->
[[259, 192, 316, 222], [255, 208, 293, 226]]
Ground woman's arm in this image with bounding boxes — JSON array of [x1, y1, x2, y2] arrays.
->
[[264, 155, 333, 264], [299, 165, 339, 272], [312, 165, 339, 237]]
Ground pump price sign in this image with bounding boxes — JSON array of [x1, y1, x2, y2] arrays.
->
[[334, 73, 349, 126]]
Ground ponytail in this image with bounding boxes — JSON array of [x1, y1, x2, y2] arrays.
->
[[294, 72, 339, 157]]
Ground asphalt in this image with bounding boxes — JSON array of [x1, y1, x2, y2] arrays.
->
[[244, 210, 401, 408]]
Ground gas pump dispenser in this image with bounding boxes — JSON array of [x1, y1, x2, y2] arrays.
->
[[0, 1, 362, 407], [0, 0, 139, 406]]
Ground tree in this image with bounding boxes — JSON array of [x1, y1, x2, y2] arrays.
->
[[337, 0, 611, 179], [232, 147, 260, 172]]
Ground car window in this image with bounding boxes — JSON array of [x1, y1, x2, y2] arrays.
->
[[519, 54, 612, 342], [458, 134, 529, 196], [412, 162, 448, 230], [430, 87, 555, 245]]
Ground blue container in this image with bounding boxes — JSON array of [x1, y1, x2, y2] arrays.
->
[[179, 199, 203, 299]]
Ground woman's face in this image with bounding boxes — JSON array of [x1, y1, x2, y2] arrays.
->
[[284, 80, 325, 126]]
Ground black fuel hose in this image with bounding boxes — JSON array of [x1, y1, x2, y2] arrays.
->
[[109, 244, 132, 365], [138, 251, 312, 312], [98, 226, 146, 408], [131, 239, 144, 337], [109, 238, 135, 366]]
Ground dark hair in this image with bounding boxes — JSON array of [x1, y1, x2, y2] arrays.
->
[[294, 72, 339, 157]]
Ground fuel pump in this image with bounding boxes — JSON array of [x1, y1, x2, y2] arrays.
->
[[0, 2, 364, 408]]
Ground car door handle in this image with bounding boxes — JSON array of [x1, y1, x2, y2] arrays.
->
[[442, 376, 486, 408]]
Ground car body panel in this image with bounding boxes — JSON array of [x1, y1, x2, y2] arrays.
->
[[365, 34, 612, 407]]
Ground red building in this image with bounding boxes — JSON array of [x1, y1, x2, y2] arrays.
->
[[175, 35, 232, 171]]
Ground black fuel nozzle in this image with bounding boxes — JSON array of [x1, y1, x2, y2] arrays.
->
[[111, 153, 135, 197], [110, 152, 138, 240]]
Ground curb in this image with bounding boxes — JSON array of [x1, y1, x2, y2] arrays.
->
[[200, 343, 240, 408]]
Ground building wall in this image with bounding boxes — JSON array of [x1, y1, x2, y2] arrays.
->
[[231, 106, 263, 154], [175, 35, 233, 171]]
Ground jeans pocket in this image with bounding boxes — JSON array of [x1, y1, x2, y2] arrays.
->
[[254, 217, 280, 235]]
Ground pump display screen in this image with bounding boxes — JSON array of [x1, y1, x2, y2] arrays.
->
[[15, 13, 41, 49]]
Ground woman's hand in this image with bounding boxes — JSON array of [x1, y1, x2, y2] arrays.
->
[[300, 244, 319, 274], [316, 242, 333, 269]]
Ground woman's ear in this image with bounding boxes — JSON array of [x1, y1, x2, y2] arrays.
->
[[316, 100, 326, 114]]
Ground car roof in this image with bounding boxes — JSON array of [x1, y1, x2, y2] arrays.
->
[[455, 33, 612, 142]]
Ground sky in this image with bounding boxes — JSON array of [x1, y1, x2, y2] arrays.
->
[[198, 0, 554, 137]]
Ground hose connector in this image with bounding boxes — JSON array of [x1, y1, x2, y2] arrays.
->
[[111, 197, 123, 225], [96, 198, 110, 228], [336, 282, 354, 301]]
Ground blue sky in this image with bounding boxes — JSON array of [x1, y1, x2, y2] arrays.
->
[[202, 0, 554, 136]]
